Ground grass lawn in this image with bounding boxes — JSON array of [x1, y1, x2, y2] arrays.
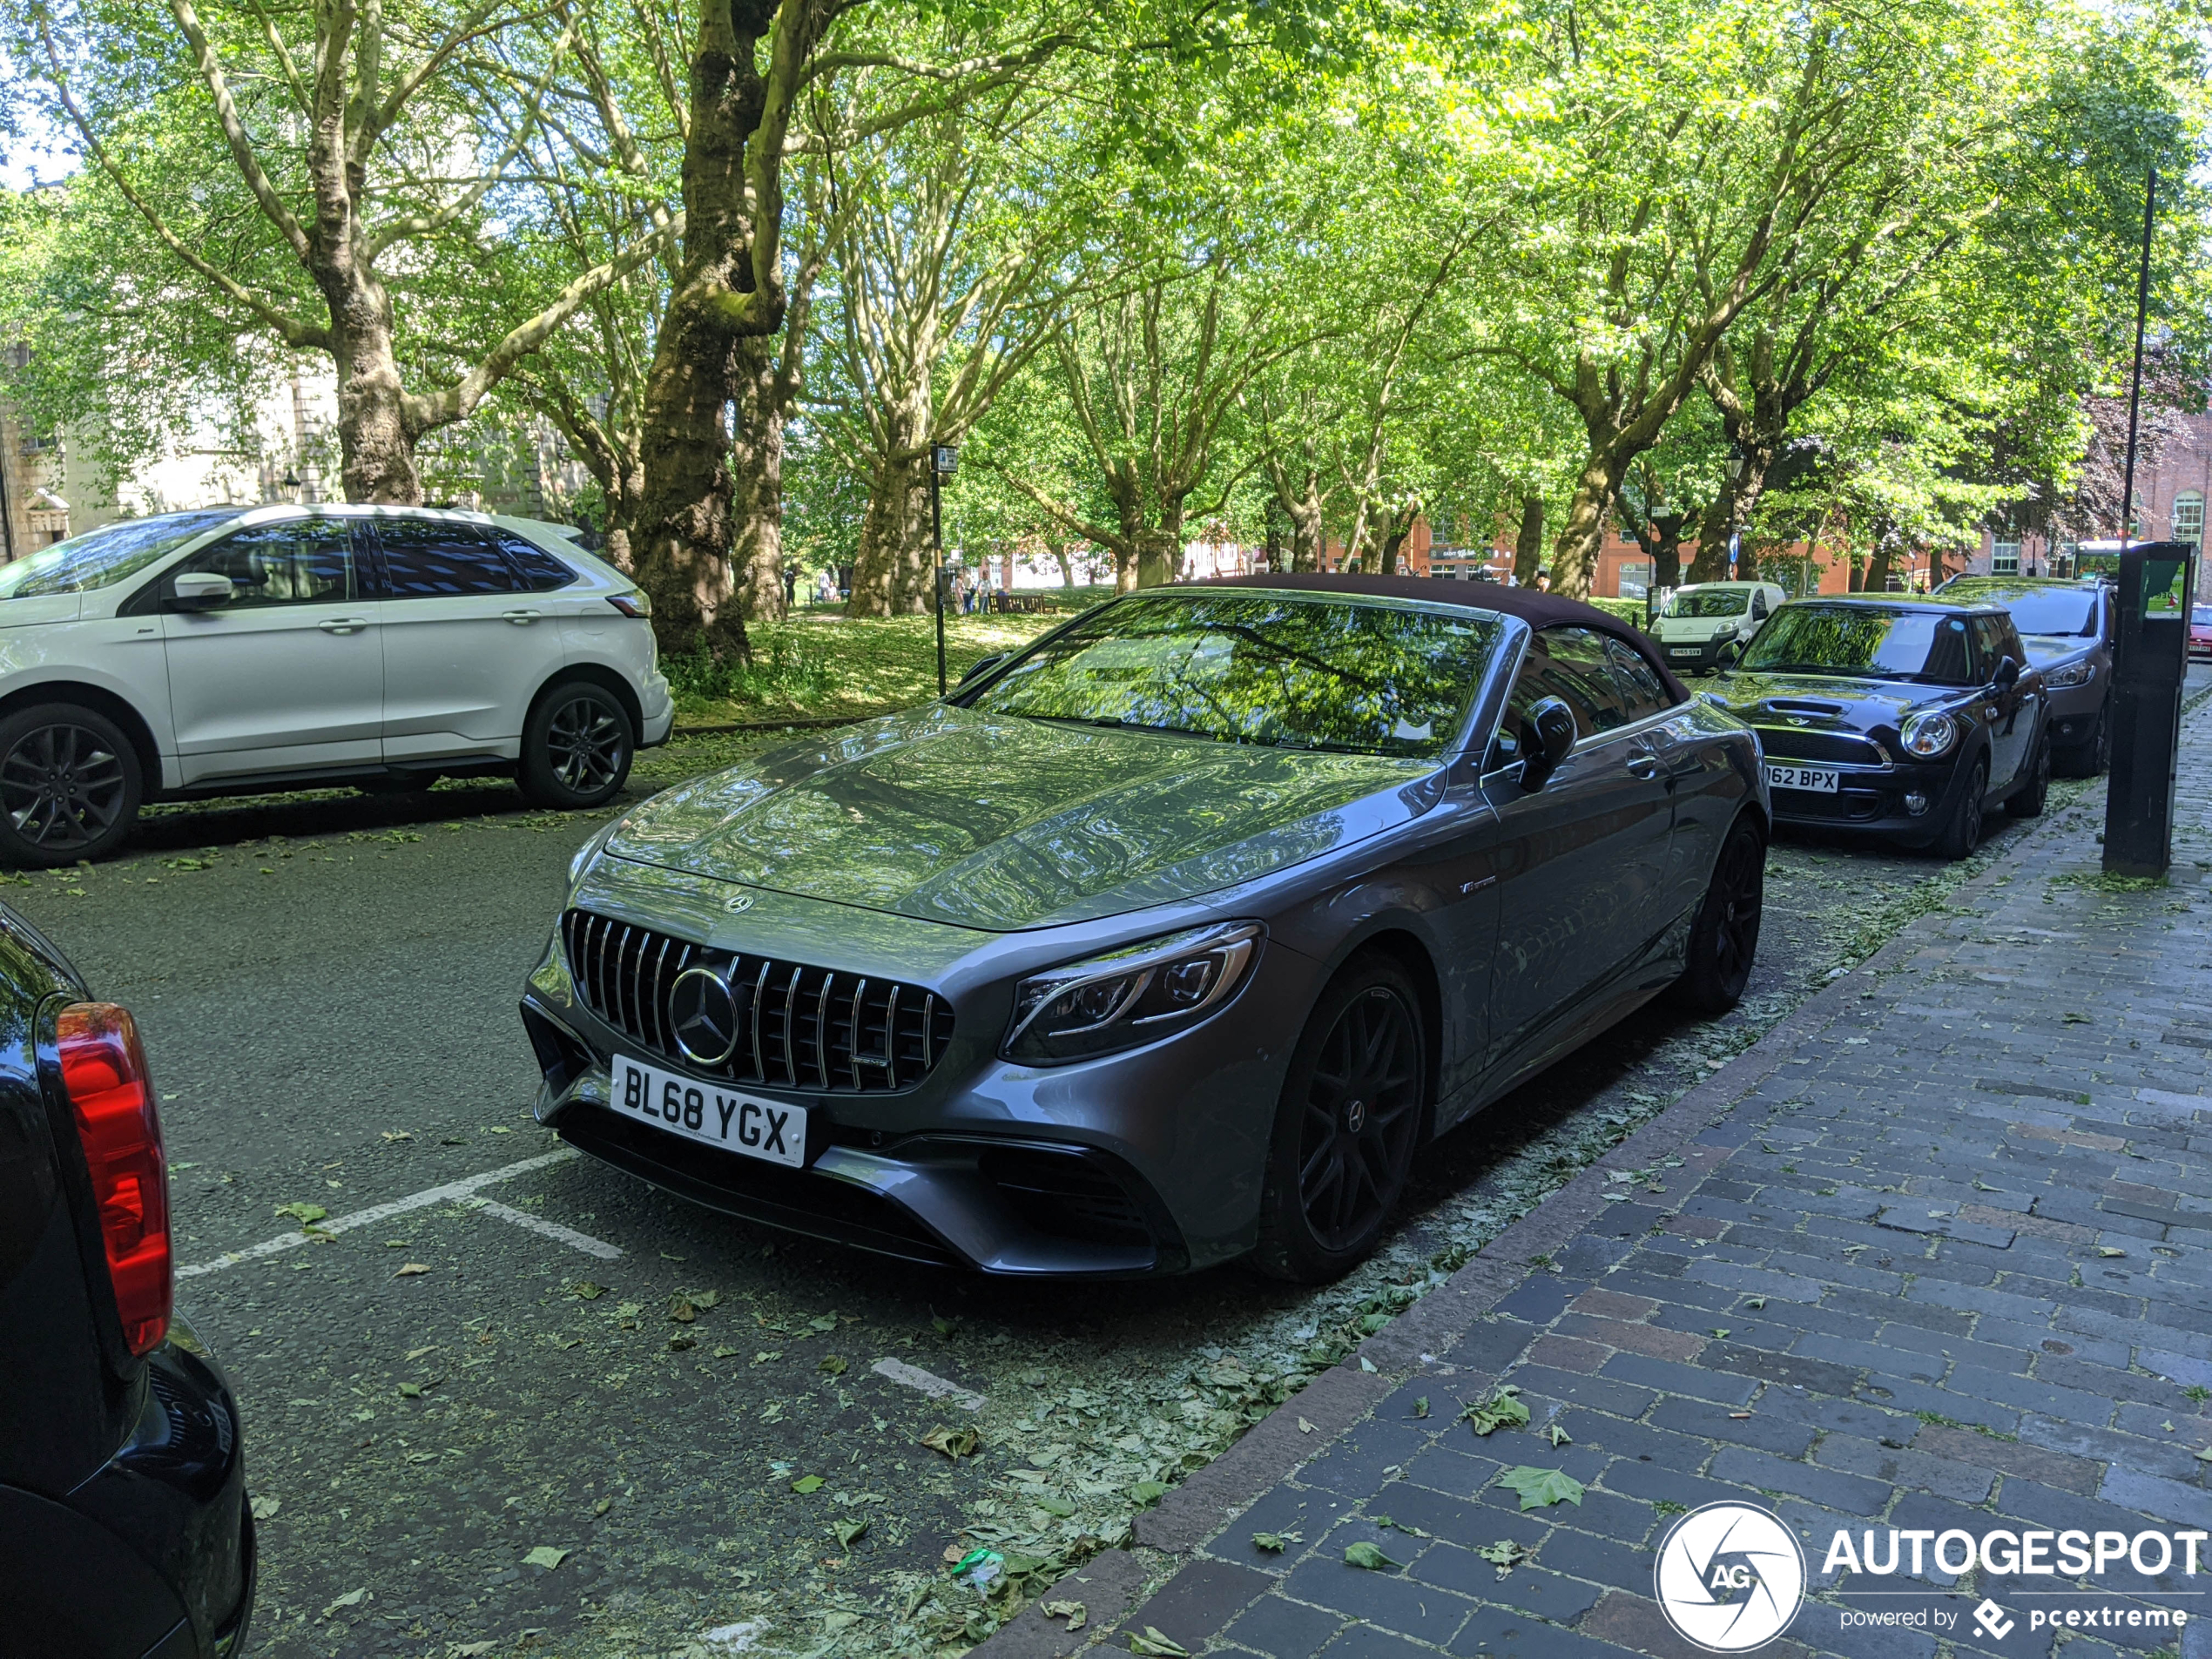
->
[[671, 608, 1085, 726]]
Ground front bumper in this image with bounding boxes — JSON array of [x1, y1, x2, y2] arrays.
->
[[1760, 751, 1971, 846], [518, 900, 1312, 1277], [640, 674, 675, 748], [1658, 635, 1739, 673], [2042, 682, 2104, 752]]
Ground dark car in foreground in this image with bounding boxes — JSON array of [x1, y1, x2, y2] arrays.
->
[[0, 907, 254, 1656], [1707, 595, 2050, 860], [1935, 576, 2112, 773], [522, 577, 1770, 1283]]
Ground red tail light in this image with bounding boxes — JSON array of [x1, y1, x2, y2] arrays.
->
[[58, 1002, 169, 1357]]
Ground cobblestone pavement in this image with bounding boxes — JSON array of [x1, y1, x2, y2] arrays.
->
[[1014, 696, 2212, 1658]]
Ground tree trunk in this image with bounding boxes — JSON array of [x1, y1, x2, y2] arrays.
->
[[1687, 489, 1734, 584], [1864, 531, 1895, 594], [847, 446, 933, 617], [321, 268, 422, 504], [730, 335, 787, 624], [630, 300, 749, 658], [1378, 500, 1417, 576], [1512, 495, 1545, 586], [1548, 456, 1625, 599]]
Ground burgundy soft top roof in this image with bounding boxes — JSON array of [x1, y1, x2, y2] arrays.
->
[[1186, 573, 1689, 704]]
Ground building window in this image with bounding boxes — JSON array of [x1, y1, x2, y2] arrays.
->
[[1992, 540, 2020, 575], [2174, 492, 2203, 546]]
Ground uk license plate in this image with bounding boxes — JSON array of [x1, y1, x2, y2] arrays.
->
[[610, 1054, 807, 1168], [1668, 646, 1699, 658], [1765, 763, 1840, 794]]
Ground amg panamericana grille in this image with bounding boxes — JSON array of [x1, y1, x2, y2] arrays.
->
[[562, 909, 952, 1092]]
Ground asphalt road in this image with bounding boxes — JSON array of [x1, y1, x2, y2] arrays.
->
[[7, 724, 2130, 1659]]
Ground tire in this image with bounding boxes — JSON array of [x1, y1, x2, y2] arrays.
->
[[1251, 954, 1426, 1285], [1932, 757, 1987, 861], [1670, 813, 1765, 1015], [0, 704, 144, 868], [517, 680, 634, 809], [2006, 726, 2052, 818], [2062, 702, 2110, 778]]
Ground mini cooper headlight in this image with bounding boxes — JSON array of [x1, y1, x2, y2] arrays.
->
[[2043, 659, 2094, 689], [1004, 922, 1262, 1065], [1901, 711, 1958, 758]]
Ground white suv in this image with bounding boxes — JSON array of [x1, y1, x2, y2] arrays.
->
[[0, 504, 673, 866]]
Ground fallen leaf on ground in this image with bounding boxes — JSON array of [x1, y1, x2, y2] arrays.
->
[[1546, 1424, 1572, 1447], [1412, 1397, 1430, 1419], [1474, 1539, 1524, 1575], [1462, 1386, 1530, 1437], [921, 1425, 981, 1459], [1345, 1541, 1402, 1570], [668, 1334, 697, 1352], [249, 1494, 280, 1521], [2099, 1247, 2128, 1258], [1127, 1628, 1190, 1656], [570, 1282, 607, 1299], [320, 1588, 368, 1618], [1127, 1480, 1167, 1506], [522, 1546, 568, 1570], [1041, 1600, 1087, 1631], [819, 1354, 848, 1377], [393, 1263, 432, 1278], [792, 1474, 826, 1494], [275, 1202, 328, 1228], [711, 1345, 741, 1359], [1252, 1531, 1294, 1553], [1034, 1495, 1076, 1517], [833, 1518, 867, 1548], [1497, 1467, 1585, 1510], [398, 1382, 422, 1399], [1298, 1418, 1317, 1433], [669, 1295, 698, 1323], [380, 1130, 412, 1143]]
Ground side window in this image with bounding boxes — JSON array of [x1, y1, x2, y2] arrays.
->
[[374, 519, 517, 597], [1603, 637, 1672, 723], [1494, 626, 1634, 763], [1967, 616, 2007, 680], [487, 530, 579, 592], [168, 519, 354, 607], [1750, 590, 1770, 620]]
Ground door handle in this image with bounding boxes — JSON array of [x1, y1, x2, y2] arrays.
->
[[502, 609, 543, 624], [1624, 753, 1660, 779], [318, 617, 372, 634]]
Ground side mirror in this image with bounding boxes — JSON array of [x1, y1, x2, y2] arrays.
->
[[170, 571, 234, 610], [1517, 696, 1578, 792], [957, 651, 1007, 686], [1992, 655, 2020, 693], [1717, 639, 1743, 669]]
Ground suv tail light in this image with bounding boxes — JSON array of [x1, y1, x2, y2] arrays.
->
[[58, 1002, 169, 1356]]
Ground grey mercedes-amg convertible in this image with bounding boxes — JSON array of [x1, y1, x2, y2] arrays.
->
[[519, 576, 1767, 1282]]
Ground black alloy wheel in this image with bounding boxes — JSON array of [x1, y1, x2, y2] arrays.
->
[[1253, 956, 1426, 1283], [1672, 814, 1765, 1015], [0, 705, 143, 867], [1933, 757, 1986, 862], [518, 681, 634, 809], [2007, 728, 2053, 819]]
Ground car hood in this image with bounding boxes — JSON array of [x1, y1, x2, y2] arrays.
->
[[604, 705, 1442, 931], [2019, 632, 2094, 668], [0, 595, 84, 629], [1707, 671, 1971, 737]]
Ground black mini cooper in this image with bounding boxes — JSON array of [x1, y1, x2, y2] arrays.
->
[[1706, 595, 2050, 859]]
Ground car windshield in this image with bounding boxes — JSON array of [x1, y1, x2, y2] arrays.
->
[[2196, 604, 2212, 625], [962, 590, 1503, 759], [1662, 589, 1749, 618], [0, 510, 238, 598], [1738, 604, 1978, 685], [1981, 587, 2097, 637]]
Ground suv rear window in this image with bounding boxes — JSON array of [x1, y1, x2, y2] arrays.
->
[[486, 531, 578, 592], [373, 519, 517, 597]]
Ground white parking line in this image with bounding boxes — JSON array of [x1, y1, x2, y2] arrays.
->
[[462, 1195, 623, 1259], [871, 1357, 985, 1412], [177, 1150, 579, 1279]]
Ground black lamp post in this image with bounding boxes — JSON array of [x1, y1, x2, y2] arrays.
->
[[931, 443, 959, 696]]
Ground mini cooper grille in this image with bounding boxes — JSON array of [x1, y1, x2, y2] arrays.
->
[[562, 909, 952, 1092], [1755, 729, 1890, 768]]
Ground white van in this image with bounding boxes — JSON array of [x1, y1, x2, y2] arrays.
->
[[1654, 580, 1787, 674]]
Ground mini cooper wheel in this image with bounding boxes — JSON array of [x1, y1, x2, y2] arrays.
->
[[0, 704, 143, 868], [2006, 727, 2052, 819], [1251, 955, 1426, 1284], [2062, 702, 2110, 779], [1671, 813, 1765, 1015], [1932, 757, 1986, 861], [518, 681, 633, 809]]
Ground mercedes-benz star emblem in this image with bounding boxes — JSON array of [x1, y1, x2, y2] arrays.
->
[[725, 892, 755, 914], [669, 964, 741, 1067]]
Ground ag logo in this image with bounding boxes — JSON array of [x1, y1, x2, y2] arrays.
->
[[1654, 1501, 1805, 1652]]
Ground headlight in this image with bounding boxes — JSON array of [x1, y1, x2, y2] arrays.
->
[[1003, 921, 1262, 1065], [567, 819, 622, 889], [1901, 711, 1957, 758], [2044, 660, 2094, 689]]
